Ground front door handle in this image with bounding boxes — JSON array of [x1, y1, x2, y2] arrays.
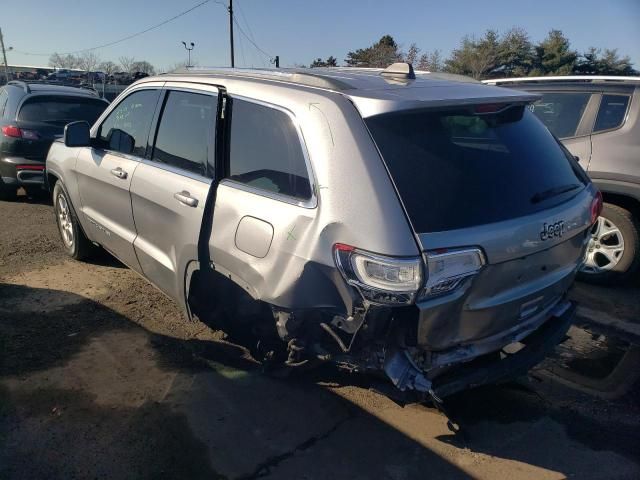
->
[[110, 167, 128, 179], [174, 191, 198, 207]]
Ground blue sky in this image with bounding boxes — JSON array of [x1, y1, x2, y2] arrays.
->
[[4, 0, 640, 71]]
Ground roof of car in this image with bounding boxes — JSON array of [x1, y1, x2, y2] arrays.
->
[[483, 75, 640, 86], [151, 65, 540, 117], [5, 81, 104, 98]]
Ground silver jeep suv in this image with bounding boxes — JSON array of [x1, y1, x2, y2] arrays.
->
[[46, 64, 600, 398], [485, 76, 640, 284]]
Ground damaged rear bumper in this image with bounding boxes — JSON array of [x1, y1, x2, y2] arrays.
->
[[384, 300, 575, 398]]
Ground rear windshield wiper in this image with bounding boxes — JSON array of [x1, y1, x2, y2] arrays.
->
[[530, 183, 581, 204]]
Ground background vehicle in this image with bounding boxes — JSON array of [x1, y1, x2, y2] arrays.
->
[[47, 64, 598, 399], [484, 76, 640, 284], [0, 81, 109, 200]]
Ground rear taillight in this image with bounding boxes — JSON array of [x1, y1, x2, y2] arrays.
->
[[334, 244, 423, 305], [2, 125, 22, 138], [0, 126, 39, 139], [421, 248, 485, 299], [590, 190, 603, 225]]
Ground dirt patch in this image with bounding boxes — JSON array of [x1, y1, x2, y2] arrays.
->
[[2, 197, 640, 480]]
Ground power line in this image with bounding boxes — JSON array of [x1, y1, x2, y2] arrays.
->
[[13, 0, 226, 57], [232, 15, 272, 60]]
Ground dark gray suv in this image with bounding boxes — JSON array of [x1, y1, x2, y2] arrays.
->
[[485, 76, 640, 284]]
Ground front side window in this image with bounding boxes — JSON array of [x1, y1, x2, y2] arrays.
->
[[228, 98, 311, 200], [152, 90, 217, 177], [529, 92, 591, 138], [18, 95, 107, 125], [98, 89, 160, 157], [594, 94, 630, 132]]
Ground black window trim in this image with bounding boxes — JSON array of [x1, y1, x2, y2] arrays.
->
[[591, 92, 632, 136], [92, 87, 162, 162], [144, 85, 219, 182], [220, 94, 318, 209]]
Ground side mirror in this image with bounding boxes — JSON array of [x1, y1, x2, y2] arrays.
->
[[64, 121, 91, 147], [107, 128, 135, 154]]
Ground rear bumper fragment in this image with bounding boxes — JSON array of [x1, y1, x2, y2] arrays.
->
[[430, 301, 575, 398]]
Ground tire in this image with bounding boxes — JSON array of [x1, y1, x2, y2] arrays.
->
[[578, 203, 640, 285], [52, 181, 95, 261], [0, 181, 17, 201]]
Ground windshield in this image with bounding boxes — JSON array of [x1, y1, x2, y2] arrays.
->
[[18, 96, 108, 125], [365, 106, 588, 233]]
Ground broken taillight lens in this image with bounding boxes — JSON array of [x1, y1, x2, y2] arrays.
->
[[590, 190, 603, 225], [421, 248, 485, 299]]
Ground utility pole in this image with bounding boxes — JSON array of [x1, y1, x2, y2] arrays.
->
[[228, 0, 235, 67], [0, 28, 11, 82]]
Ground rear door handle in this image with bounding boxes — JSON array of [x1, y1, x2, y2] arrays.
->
[[174, 191, 198, 207], [110, 167, 128, 179]]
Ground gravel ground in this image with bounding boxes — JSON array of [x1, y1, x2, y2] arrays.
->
[[1, 193, 639, 480]]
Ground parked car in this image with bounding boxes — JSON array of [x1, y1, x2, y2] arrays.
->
[[46, 64, 600, 399], [0, 81, 109, 200], [484, 76, 640, 284]]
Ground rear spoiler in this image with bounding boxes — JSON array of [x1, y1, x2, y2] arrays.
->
[[348, 84, 540, 118]]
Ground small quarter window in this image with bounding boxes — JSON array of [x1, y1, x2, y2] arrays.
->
[[594, 94, 630, 132], [529, 92, 591, 138], [152, 90, 217, 176], [0, 88, 8, 118], [98, 89, 160, 157], [228, 99, 311, 200]]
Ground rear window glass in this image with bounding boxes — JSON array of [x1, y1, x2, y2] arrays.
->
[[366, 107, 588, 232], [529, 92, 590, 138], [18, 95, 107, 125], [227, 99, 311, 200], [594, 94, 630, 132]]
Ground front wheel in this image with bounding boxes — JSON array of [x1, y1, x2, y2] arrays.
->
[[578, 203, 640, 285], [53, 181, 95, 260]]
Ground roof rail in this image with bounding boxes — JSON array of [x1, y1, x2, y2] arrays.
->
[[168, 66, 355, 90], [483, 75, 640, 85], [7, 80, 31, 94]]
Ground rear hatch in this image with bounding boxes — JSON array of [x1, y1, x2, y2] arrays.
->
[[13, 95, 107, 160], [365, 103, 596, 352]]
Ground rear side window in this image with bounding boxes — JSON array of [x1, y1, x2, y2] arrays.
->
[[0, 88, 8, 118], [366, 107, 588, 232], [529, 92, 590, 138], [18, 95, 108, 125], [152, 90, 217, 177], [594, 94, 630, 132], [98, 89, 159, 157], [227, 99, 311, 200]]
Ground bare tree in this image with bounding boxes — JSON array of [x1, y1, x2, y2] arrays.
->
[[131, 61, 155, 75], [77, 52, 100, 72], [49, 53, 80, 69], [98, 61, 118, 76], [119, 56, 136, 73], [404, 43, 420, 66], [417, 50, 443, 71]]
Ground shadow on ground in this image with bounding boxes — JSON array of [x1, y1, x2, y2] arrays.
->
[[2, 283, 639, 479], [0, 284, 471, 479]]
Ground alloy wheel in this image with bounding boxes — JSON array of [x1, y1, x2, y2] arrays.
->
[[581, 216, 625, 274]]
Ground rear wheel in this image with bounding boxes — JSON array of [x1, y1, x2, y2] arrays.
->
[[53, 181, 95, 260], [578, 203, 640, 285], [0, 181, 17, 201]]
